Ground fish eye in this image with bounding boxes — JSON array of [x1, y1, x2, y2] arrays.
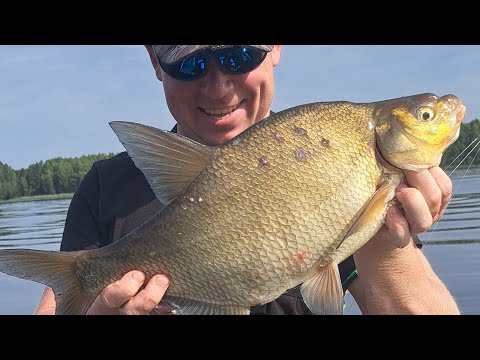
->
[[417, 107, 435, 121]]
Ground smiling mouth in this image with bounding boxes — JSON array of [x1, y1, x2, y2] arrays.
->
[[201, 103, 240, 118]]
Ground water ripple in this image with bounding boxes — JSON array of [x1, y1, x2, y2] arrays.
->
[[426, 239, 480, 245], [0, 200, 69, 251]]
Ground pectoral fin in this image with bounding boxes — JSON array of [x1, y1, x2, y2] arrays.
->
[[110, 121, 214, 205], [300, 262, 344, 315], [336, 176, 398, 250]]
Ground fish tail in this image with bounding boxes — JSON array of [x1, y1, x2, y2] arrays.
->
[[0, 249, 97, 315]]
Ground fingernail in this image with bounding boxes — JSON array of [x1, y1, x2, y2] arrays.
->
[[132, 271, 145, 283], [156, 275, 169, 287]]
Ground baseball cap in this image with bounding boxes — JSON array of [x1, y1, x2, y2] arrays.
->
[[152, 45, 275, 65]]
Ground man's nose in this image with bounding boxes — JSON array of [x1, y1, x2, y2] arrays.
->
[[199, 61, 233, 99]]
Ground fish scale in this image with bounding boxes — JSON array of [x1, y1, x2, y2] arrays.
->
[[0, 93, 465, 314], [91, 102, 384, 305]]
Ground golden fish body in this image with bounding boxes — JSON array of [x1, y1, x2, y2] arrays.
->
[[0, 93, 465, 315], [86, 102, 381, 303]]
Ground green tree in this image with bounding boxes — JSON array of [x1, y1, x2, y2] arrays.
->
[[16, 171, 28, 197], [0, 162, 18, 200], [40, 163, 55, 195], [25, 161, 44, 196]]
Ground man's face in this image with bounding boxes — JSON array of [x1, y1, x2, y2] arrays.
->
[[149, 46, 282, 146]]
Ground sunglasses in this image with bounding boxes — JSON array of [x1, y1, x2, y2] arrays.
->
[[157, 46, 268, 82]]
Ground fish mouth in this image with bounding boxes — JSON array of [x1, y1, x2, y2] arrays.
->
[[456, 104, 466, 124], [445, 103, 465, 148]]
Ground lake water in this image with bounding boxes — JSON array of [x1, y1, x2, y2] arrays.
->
[[1, 168, 479, 315]]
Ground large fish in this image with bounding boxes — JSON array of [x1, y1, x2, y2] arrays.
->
[[0, 93, 465, 315]]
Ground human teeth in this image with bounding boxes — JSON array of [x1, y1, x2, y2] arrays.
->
[[204, 105, 238, 116]]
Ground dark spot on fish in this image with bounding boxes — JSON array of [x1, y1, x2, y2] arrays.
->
[[294, 127, 308, 137], [258, 155, 270, 167], [294, 148, 308, 161], [321, 137, 330, 148], [274, 132, 283, 142]]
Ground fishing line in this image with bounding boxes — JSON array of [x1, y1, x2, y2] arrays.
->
[[445, 136, 480, 176], [423, 139, 480, 246], [451, 139, 480, 195]]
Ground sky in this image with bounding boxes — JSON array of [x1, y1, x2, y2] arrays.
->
[[1, 45, 479, 170]]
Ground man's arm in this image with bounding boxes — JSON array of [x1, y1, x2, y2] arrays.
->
[[349, 229, 460, 314], [349, 166, 460, 314]]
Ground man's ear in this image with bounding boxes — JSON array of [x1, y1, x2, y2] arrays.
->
[[271, 45, 282, 67], [144, 45, 163, 81]]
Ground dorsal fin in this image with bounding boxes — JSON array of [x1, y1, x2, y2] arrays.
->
[[110, 121, 214, 205]]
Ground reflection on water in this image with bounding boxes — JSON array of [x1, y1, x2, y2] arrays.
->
[[420, 167, 480, 246], [0, 199, 68, 250], [0, 199, 69, 314], [1, 168, 480, 314]]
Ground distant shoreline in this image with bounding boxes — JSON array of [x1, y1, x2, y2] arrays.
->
[[0, 193, 73, 204]]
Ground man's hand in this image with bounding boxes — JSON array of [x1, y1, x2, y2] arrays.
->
[[86, 271, 169, 315], [385, 166, 453, 248]]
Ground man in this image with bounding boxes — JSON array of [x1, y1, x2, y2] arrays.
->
[[35, 45, 460, 315]]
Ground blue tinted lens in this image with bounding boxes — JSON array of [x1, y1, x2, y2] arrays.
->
[[162, 54, 207, 81], [160, 46, 267, 81], [219, 46, 265, 73]]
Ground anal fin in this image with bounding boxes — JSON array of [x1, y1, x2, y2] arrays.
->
[[151, 296, 251, 315]]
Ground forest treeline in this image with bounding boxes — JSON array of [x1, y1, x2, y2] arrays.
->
[[1, 119, 480, 201], [440, 118, 480, 168], [0, 153, 116, 200]]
